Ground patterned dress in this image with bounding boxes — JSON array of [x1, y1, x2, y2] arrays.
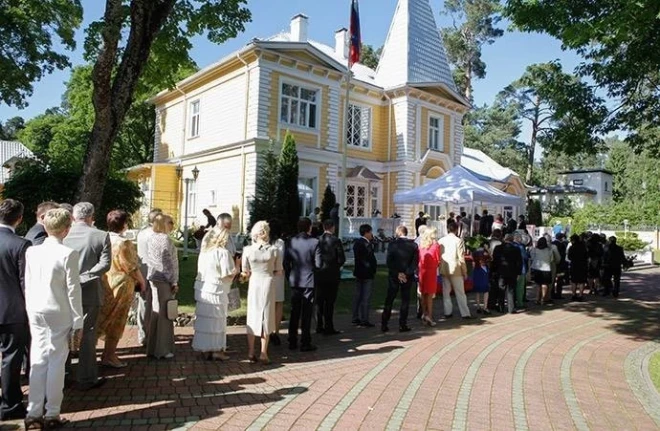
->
[[98, 233, 139, 342]]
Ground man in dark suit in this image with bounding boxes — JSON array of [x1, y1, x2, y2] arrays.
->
[[316, 220, 346, 335], [0, 199, 31, 421], [492, 234, 523, 314], [24, 201, 60, 246], [382, 225, 418, 333], [479, 209, 493, 237], [602, 236, 626, 298], [63, 202, 111, 390], [352, 224, 377, 327], [285, 218, 322, 352]]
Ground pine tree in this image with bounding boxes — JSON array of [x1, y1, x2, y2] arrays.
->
[[248, 142, 279, 230], [275, 131, 301, 236], [320, 184, 336, 223]]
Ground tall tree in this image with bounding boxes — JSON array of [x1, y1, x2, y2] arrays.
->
[[276, 132, 301, 236], [71, 1, 251, 207], [0, 1, 82, 108], [464, 103, 527, 178], [0, 117, 26, 140], [440, 0, 504, 101], [498, 62, 607, 183], [320, 184, 337, 223], [535, 150, 603, 186], [360, 44, 382, 70], [506, 0, 660, 155], [249, 142, 279, 230]]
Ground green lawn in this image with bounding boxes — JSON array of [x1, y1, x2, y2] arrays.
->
[[650, 351, 660, 393], [177, 253, 392, 322]]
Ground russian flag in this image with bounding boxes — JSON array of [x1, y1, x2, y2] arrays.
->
[[349, 0, 361, 66]]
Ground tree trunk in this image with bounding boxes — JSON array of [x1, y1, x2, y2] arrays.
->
[[76, 0, 176, 208], [526, 96, 541, 184], [464, 62, 472, 101]]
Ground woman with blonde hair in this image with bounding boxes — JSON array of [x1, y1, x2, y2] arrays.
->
[[97, 210, 146, 368], [146, 214, 179, 359], [418, 227, 441, 326], [192, 226, 237, 360], [242, 221, 282, 364]]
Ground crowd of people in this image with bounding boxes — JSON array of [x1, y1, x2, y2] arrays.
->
[[0, 197, 632, 429]]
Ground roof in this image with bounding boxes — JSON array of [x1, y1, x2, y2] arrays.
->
[[528, 185, 597, 195], [376, 0, 459, 96], [460, 147, 520, 184], [0, 141, 35, 183], [558, 169, 613, 176], [346, 165, 381, 181]]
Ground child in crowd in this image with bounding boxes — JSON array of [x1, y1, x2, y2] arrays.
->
[[472, 249, 491, 314]]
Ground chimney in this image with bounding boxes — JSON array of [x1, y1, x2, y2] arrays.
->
[[290, 14, 309, 42], [335, 28, 348, 59]]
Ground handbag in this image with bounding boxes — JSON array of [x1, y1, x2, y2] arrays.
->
[[166, 297, 178, 321]]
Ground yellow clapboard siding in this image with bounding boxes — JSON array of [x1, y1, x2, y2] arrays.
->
[[338, 96, 388, 162], [151, 165, 180, 222]]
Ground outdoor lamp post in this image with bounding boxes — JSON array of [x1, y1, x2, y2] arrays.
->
[[183, 166, 200, 260]]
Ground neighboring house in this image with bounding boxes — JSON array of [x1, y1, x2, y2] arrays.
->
[[134, 0, 526, 234], [529, 169, 613, 211], [0, 140, 36, 193]]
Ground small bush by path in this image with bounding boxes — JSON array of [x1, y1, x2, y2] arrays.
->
[[650, 351, 660, 393]]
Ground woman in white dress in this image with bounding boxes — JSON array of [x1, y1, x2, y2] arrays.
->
[[268, 219, 286, 346], [242, 221, 282, 364], [192, 226, 237, 360]]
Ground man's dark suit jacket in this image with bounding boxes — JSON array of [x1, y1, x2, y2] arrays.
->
[[285, 233, 322, 289], [492, 241, 523, 280], [353, 237, 377, 280], [386, 237, 418, 278], [603, 243, 626, 270], [0, 227, 31, 325], [24, 223, 47, 246], [317, 232, 346, 278]]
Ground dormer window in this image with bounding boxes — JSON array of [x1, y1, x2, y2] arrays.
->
[[280, 82, 318, 129]]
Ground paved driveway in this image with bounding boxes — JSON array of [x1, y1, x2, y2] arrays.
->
[[2, 268, 660, 431]]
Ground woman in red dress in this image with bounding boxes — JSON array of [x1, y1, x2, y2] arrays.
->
[[418, 228, 441, 326]]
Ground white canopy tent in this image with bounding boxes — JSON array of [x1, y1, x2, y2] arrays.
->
[[394, 165, 523, 207]]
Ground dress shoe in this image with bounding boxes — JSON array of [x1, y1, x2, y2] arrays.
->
[[323, 329, 342, 336], [300, 344, 317, 352], [443, 314, 453, 319], [351, 319, 361, 325], [381, 325, 389, 333], [77, 377, 107, 391], [359, 322, 375, 328], [462, 315, 473, 320], [1, 407, 27, 421], [399, 325, 411, 332], [288, 343, 298, 350], [270, 333, 281, 346]]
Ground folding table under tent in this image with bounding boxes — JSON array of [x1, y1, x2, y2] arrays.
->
[[393, 165, 523, 234]]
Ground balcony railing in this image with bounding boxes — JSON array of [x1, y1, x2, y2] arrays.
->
[[340, 217, 406, 238]]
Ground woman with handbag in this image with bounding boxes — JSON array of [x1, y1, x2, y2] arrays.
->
[[97, 210, 146, 368], [192, 226, 237, 360], [146, 214, 179, 359], [242, 221, 282, 365]]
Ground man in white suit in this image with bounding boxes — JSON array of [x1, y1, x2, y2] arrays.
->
[[24, 208, 83, 429], [136, 208, 162, 346], [439, 222, 472, 319]]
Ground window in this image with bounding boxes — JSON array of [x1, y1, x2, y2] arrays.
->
[[281, 83, 318, 129], [370, 186, 380, 216], [298, 178, 316, 217], [604, 182, 609, 191], [346, 183, 367, 217], [209, 190, 217, 206], [429, 115, 444, 151], [424, 205, 442, 221], [573, 179, 583, 186], [189, 100, 200, 138], [347, 104, 371, 148], [186, 182, 197, 218]]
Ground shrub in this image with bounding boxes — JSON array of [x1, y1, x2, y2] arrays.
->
[[613, 231, 648, 251], [320, 184, 336, 222], [1, 162, 141, 234]]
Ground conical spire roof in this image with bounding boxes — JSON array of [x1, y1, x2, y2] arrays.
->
[[376, 0, 458, 94]]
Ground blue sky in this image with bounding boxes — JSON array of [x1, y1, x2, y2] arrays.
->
[[0, 0, 582, 139]]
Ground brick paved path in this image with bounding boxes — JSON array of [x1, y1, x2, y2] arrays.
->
[[3, 268, 660, 431]]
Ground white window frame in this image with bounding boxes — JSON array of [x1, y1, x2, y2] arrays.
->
[[346, 103, 372, 150], [279, 80, 320, 131], [428, 114, 444, 151], [209, 190, 217, 207], [370, 184, 381, 217], [187, 182, 197, 218], [345, 182, 369, 218], [189, 99, 201, 138]]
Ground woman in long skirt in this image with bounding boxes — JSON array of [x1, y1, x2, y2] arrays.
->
[[242, 221, 282, 365], [192, 226, 237, 360]]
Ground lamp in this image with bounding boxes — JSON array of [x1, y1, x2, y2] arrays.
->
[[175, 164, 183, 179], [192, 165, 200, 181]]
